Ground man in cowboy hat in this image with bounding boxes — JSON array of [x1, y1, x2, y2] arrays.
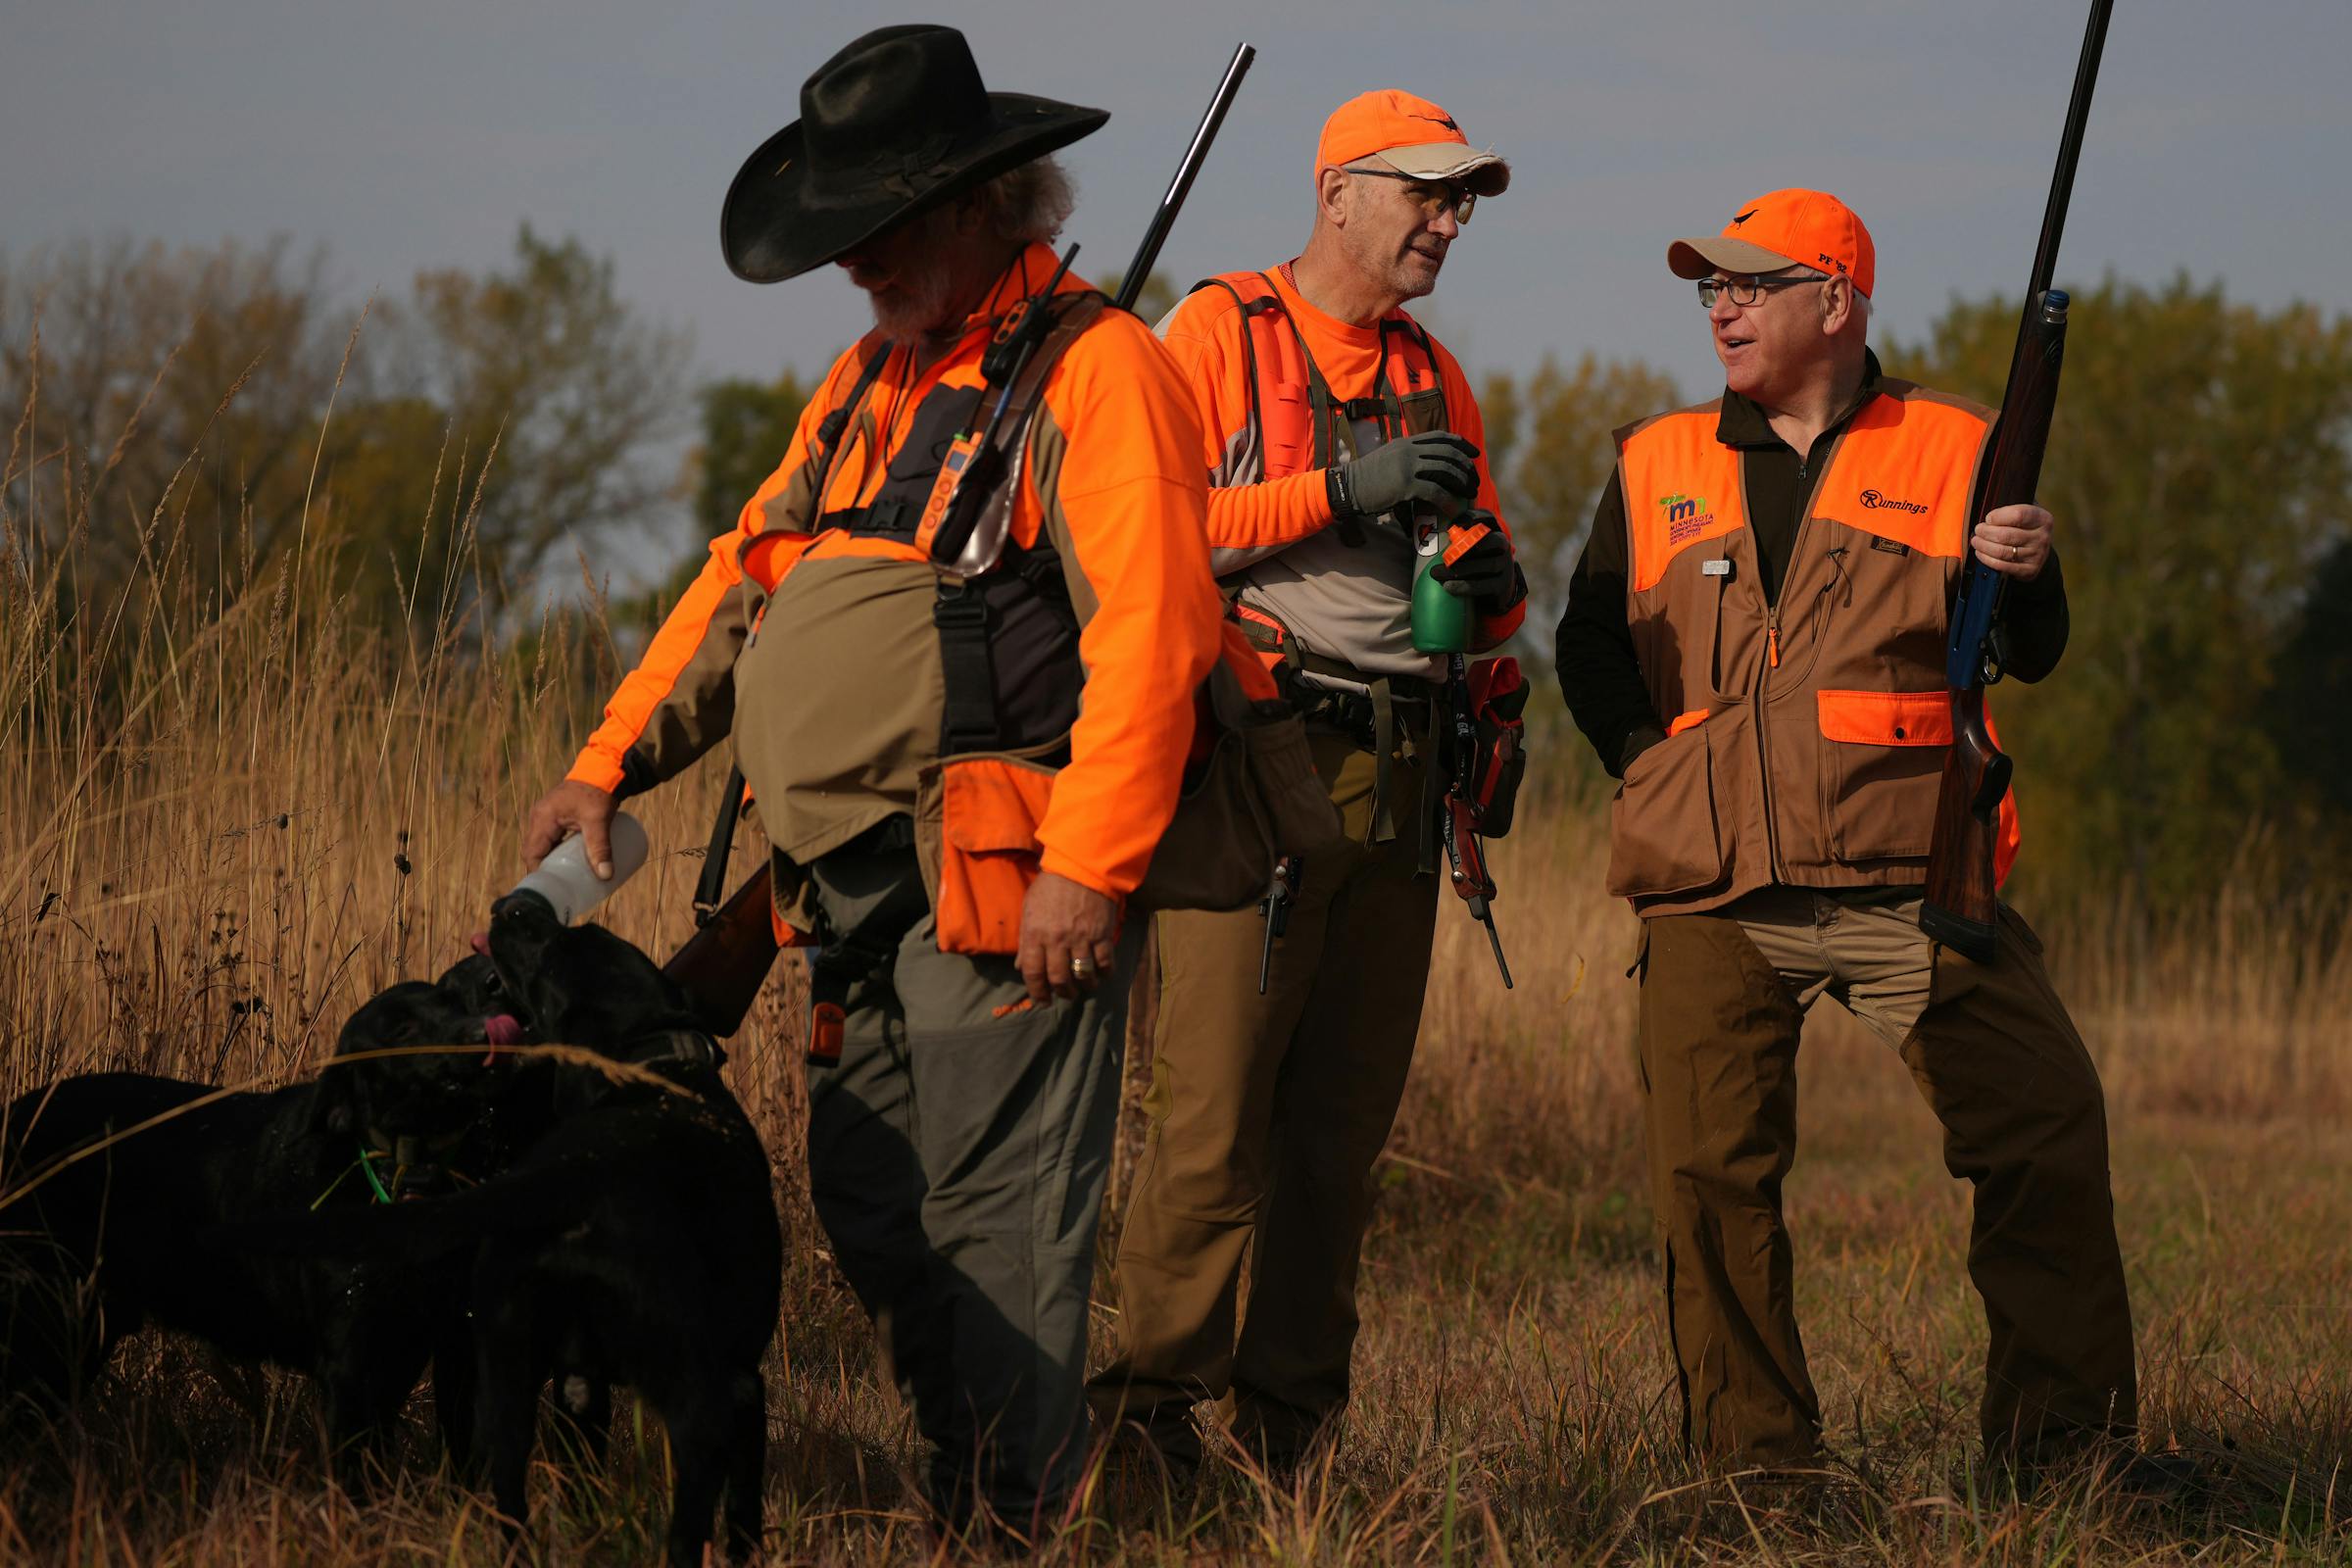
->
[[1090, 89, 1525, 1472], [518, 24, 1226, 1536]]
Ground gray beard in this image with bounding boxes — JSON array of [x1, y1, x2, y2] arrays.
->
[[864, 261, 961, 346]]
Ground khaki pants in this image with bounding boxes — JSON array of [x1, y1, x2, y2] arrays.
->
[[1091, 720, 1436, 1463], [804, 836, 1137, 1530], [1639, 885, 2137, 1468]]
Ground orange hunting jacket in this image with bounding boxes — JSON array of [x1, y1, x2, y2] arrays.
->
[[566, 245, 1224, 903]]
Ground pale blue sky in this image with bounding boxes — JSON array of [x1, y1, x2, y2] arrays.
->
[[7, 0, 2346, 449]]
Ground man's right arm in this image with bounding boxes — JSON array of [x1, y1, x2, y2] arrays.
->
[[1554, 470, 1665, 780], [564, 451, 820, 802], [524, 371, 839, 867], [1154, 292, 1336, 574]]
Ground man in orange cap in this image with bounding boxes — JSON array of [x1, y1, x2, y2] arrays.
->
[[1090, 89, 1526, 1472], [1554, 189, 2143, 1481]]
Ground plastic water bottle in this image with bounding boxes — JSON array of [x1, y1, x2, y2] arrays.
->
[[507, 810, 650, 924], [1410, 526, 1471, 655]]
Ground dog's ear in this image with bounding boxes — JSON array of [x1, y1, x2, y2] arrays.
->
[[309, 1059, 362, 1142]]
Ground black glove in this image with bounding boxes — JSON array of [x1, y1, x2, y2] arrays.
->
[[1430, 517, 1523, 613], [1327, 431, 1480, 520]]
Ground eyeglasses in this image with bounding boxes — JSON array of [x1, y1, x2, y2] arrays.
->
[[1345, 166, 1477, 224], [1696, 269, 1829, 308]]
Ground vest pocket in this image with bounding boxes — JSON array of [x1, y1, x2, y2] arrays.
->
[[1605, 720, 1726, 899], [1817, 689, 1950, 863], [916, 751, 1060, 956]]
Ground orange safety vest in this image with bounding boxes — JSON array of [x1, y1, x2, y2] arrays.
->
[[1604, 380, 2022, 915], [1187, 270, 1450, 484], [1188, 270, 1478, 672]]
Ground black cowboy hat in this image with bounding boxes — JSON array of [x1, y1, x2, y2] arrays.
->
[[721, 24, 1108, 284]]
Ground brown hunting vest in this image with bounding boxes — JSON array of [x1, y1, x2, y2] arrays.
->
[[1605, 379, 2022, 916]]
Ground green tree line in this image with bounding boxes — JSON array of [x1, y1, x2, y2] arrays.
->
[[1, 228, 688, 633], [7, 240, 2344, 906]]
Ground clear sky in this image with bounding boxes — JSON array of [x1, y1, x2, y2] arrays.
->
[[7, 0, 2346, 443]]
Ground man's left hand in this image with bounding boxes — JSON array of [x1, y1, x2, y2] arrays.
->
[[1016, 871, 1121, 1005], [1975, 504, 2054, 580], [1432, 522, 1523, 612]]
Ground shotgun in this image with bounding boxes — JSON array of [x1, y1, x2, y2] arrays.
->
[[1920, 0, 2113, 963], [664, 864, 778, 1038], [667, 43, 1257, 1027]]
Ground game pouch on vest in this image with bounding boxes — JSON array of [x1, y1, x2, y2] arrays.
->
[[1131, 623, 1346, 912], [907, 626, 1344, 952]]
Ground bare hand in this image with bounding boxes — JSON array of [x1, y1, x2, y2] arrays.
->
[[1974, 503, 2054, 580], [1015, 872, 1120, 1005], [521, 779, 618, 875]]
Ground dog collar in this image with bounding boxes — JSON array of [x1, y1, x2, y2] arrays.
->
[[622, 1029, 726, 1072]]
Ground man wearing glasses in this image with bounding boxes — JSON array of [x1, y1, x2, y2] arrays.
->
[[1553, 189, 2143, 1486], [1090, 90, 1523, 1472]]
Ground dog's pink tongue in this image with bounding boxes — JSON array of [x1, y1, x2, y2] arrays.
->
[[485, 1013, 524, 1047], [469, 929, 491, 957]]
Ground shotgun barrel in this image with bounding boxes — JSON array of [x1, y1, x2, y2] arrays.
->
[[1921, 0, 2113, 960]]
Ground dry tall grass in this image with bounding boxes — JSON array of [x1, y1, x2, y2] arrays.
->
[[3, 360, 2349, 1563]]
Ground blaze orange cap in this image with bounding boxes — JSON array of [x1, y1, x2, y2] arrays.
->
[[1315, 89, 1510, 197], [1668, 188, 1875, 298]]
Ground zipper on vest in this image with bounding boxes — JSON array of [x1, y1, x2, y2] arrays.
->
[[1750, 434, 1841, 883], [1741, 458, 1784, 882], [1753, 612, 1782, 879]]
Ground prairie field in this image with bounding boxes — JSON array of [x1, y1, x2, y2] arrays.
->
[[3, 421, 2350, 1566]]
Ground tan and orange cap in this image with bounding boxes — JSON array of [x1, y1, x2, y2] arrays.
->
[[1316, 89, 1510, 197], [1668, 188, 1875, 298]]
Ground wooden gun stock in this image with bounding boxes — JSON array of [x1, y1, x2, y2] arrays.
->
[[663, 866, 780, 1038], [1921, 689, 2014, 961]]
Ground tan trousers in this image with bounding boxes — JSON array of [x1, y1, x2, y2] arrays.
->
[[1639, 885, 2138, 1468], [1090, 720, 1435, 1463]]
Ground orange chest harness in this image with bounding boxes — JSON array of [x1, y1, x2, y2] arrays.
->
[[1191, 270, 1448, 514]]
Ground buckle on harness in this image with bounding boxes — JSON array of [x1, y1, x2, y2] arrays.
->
[[933, 581, 1002, 752]]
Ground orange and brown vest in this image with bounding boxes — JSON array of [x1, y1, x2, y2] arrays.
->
[[1605, 379, 2022, 915]]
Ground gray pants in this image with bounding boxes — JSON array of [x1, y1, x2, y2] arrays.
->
[[805, 838, 1134, 1531]]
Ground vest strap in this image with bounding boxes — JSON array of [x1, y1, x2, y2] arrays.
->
[[810, 342, 894, 520], [933, 581, 1003, 754]]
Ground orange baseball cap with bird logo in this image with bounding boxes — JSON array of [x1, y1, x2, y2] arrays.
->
[[1668, 188, 1876, 298], [1315, 89, 1511, 196]]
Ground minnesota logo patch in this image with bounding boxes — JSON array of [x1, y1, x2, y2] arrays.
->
[[1659, 492, 1714, 545]]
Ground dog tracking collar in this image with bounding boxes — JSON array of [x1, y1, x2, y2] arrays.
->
[[624, 1029, 727, 1073]]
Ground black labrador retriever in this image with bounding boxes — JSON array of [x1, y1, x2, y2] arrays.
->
[[265, 893, 784, 1566], [0, 960, 514, 1476]]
